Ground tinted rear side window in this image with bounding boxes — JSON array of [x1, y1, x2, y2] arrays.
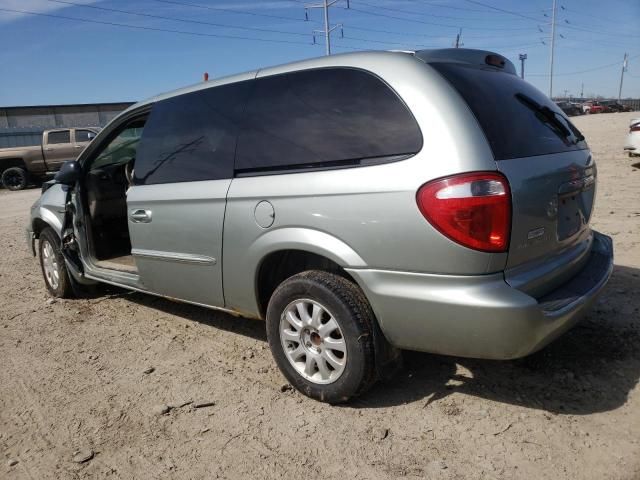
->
[[134, 81, 249, 185], [431, 63, 587, 160], [48, 130, 71, 144], [235, 68, 422, 173]]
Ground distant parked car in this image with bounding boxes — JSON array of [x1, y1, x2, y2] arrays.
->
[[583, 101, 606, 114], [624, 118, 640, 157], [0, 128, 99, 190], [556, 101, 582, 117], [601, 101, 625, 113]]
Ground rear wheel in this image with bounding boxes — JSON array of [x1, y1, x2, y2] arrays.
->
[[266, 270, 377, 403], [1, 166, 28, 191], [39, 228, 73, 298]]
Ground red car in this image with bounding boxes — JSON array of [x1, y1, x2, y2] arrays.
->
[[583, 101, 606, 114]]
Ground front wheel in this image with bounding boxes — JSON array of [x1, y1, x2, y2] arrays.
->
[[266, 270, 377, 403], [1, 166, 28, 190], [39, 228, 73, 298]]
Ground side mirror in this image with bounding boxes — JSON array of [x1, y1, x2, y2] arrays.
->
[[54, 160, 81, 185]]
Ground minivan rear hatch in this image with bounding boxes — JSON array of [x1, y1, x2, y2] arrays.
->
[[428, 58, 594, 297]]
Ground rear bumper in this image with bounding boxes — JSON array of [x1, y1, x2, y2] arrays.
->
[[347, 231, 613, 360]]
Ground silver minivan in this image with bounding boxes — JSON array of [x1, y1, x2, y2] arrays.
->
[[27, 49, 613, 403]]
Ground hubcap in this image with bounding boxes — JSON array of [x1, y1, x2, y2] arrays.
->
[[42, 240, 60, 290], [4, 171, 23, 188], [279, 299, 347, 384]]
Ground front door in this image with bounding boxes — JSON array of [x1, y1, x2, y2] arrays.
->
[[73, 128, 98, 156], [126, 80, 249, 308], [44, 129, 75, 170]]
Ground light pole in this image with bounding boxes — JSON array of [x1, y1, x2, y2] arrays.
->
[[548, 0, 557, 97], [618, 53, 628, 101], [519, 53, 527, 79]]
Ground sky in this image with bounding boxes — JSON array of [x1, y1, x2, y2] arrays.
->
[[0, 0, 638, 106]]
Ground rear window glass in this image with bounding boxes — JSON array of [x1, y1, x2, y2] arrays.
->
[[235, 68, 423, 173], [431, 63, 587, 160]]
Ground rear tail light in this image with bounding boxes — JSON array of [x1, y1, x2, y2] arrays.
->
[[416, 172, 511, 252], [631, 124, 640, 133]]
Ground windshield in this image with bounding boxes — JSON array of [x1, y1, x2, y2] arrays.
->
[[431, 63, 588, 160]]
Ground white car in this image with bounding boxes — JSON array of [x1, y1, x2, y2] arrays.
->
[[624, 118, 640, 157]]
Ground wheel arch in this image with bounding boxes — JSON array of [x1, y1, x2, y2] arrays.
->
[[0, 157, 27, 174], [245, 228, 368, 319], [255, 249, 360, 319], [32, 209, 63, 239]]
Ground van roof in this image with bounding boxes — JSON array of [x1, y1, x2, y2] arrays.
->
[[125, 48, 513, 113]]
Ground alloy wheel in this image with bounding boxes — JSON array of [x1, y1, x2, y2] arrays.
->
[[279, 299, 347, 384]]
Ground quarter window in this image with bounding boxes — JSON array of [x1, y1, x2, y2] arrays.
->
[[47, 130, 71, 144], [134, 81, 250, 185], [235, 68, 423, 173]]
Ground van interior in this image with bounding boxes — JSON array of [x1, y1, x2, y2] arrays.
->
[[83, 117, 146, 273]]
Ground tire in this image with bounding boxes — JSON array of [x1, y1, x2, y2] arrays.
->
[[266, 270, 377, 403], [39, 228, 73, 298], [1, 166, 28, 191]]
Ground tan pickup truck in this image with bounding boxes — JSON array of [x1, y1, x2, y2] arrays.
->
[[0, 127, 99, 190]]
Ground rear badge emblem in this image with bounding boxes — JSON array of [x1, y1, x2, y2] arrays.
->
[[527, 227, 546, 241]]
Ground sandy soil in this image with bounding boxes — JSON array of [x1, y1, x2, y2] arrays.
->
[[1, 112, 639, 480]]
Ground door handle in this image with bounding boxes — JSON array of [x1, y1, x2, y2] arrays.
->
[[74, 145, 83, 148], [130, 209, 152, 223]]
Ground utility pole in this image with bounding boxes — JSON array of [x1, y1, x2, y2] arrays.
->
[[454, 28, 463, 48], [618, 53, 628, 101], [548, 0, 557, 97], [563, 89, 568, 99], [519, 53, 527, 79], [580, 82, 584, 99], [304, 0, 349, 56]]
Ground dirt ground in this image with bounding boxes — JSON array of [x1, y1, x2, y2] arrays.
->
[[1, 112, 639, 480]]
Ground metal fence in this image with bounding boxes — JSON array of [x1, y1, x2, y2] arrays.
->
[[0, 102, 133, 149], [620, 99, 640, 111], [0, 127, 47, 149]]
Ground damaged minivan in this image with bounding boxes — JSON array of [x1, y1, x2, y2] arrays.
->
[[27, 49, 613, 403]]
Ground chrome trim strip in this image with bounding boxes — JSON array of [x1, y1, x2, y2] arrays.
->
[[131, 248, 217, 265]]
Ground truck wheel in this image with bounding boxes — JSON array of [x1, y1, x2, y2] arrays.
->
[[1, 166, 28, 191], [266, 270, 377, 403], [39, 228, 73, 298]]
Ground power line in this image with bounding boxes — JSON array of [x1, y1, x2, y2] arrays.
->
[[43, 0, 312, 38], [557, 20, 640, 39], [346, 24, 454, 38], [152, 0, 469, 42], [352, 0, 543, 22], [0, 7, 320, 46], [461, 0, 544, 22], [528, 53, 640, 76], [559, 5, 638, 30], [150, 0, 312, 23], [345, 4, 537, 30], [460, 0, 640, 39], [342, 35, 439, 49], [406, 0, 540, 14]]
